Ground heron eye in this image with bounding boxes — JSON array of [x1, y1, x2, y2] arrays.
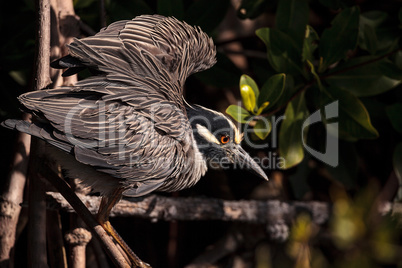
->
[[220, 135, 230, 144]]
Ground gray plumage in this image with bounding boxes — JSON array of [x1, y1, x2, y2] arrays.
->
[[3, 15, 267, 199]]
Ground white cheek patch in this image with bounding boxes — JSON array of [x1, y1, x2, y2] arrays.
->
[[196, 124, 220, 145], [234, 131, 244, 145]]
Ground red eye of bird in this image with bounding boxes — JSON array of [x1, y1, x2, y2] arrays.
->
[[220, 135, 230, 144]]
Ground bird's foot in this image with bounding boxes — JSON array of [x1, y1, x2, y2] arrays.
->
[[101, 220, 151, 268]]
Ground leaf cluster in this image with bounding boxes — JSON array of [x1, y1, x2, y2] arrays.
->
[[226, 1, 402, 178]]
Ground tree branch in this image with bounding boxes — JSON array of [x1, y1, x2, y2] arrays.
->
[[47, 192, 330, 225], [0, 112, 31, 266], [47, 192, 402, 224], [27, 0, 52, 266], [40, 167, 130, 267]]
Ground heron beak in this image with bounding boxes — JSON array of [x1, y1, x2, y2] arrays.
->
[[231, 145, 269, 181]]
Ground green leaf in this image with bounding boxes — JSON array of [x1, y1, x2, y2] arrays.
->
[[386, 103, 402, 133], [9, 71, 27, 86], [358, 10, 388, 48], [276, 0, 309, 49], [270, 74, 296, 109], [320, 86, 379, 141], [254, 118, 271, 140], [324, 56, 402, 97], [319, 7, 360, 70], [360, 10, 388, 28], [360, 98, 386, 122], [279, 92, 309, 169], [359, 11, 399, 55], [240, 74, 259, 100], [157, 0, 184, 19], [359, 20, 378, 55], [307, 60, 323, 90], [256, 28, 303, 75], [256, 102, 270, 115], [240, 85, 257, 113], [184, 0, 230, 33], [302, 25, 319, 62], [258, 73, 286, 108], [393, 143, 402, 201], [226, 105, 250, 123]]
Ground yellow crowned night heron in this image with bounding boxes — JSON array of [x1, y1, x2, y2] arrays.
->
[[2, 15, 268, 267]]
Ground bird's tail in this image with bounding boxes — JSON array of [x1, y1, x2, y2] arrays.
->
[[1, 119, 33, 134], [1, 119, 73, 153]]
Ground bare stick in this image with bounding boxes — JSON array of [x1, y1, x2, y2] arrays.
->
[[33, 0, 52, 90], [88, 238, 111, 268], [47, 193, 330, 225], [47, 192, 399, 227], [40, 169, 130, 267], [28, 165, 48, 267], [185, 225, 264, 267], [99, 0, 107, 28], [0, 114, 31, 266], [65, 228, 92, 268], [27, 0, 53, 266], [47, 210, 68, 268]]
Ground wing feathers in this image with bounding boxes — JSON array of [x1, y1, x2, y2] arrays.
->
[[65, 15, 216, 97], [10, 15, 213, 194]]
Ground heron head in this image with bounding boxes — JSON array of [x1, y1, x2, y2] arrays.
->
[[186, 105, 268, 181]]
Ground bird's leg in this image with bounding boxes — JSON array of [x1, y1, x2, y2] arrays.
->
[[97, 188, 151, 268]]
